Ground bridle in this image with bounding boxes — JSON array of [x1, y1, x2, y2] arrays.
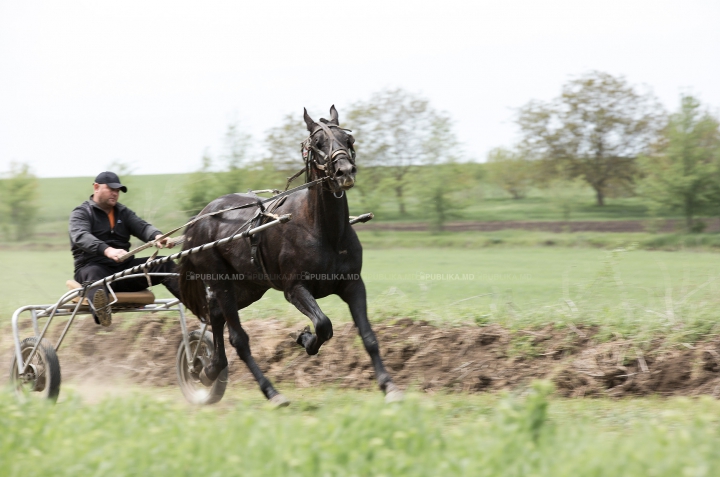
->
[[301, 121, 356, 198]]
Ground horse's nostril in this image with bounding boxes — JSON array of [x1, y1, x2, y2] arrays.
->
[[336, 170, 344, 177], [351, 166, 357, 175]]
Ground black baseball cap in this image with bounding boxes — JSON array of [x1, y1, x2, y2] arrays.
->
[[94, 171, 127, 193]]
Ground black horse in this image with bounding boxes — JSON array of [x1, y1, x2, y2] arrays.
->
[[179, 106, 402, 405]]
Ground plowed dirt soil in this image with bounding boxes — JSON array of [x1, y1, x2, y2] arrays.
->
[[4, 315, 720, 400]]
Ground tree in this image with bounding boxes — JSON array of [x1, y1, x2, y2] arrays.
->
[[485, 147, 535, 199], [216, 122, 253, 195], [638, 95, 720, 232], [414, 161, 470, 232], [346, 89, 460, 216], [0, 162, 40, 241], [182, 152, 218, 216], [263, 113, 310, 173], [105, 159, 136, 177], [105, 160, 137, 202], [547, 177, 589, 222], [222, 122, 253, 170], [517, 71, 664, 206]]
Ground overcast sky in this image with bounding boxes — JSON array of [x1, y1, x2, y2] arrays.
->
[[1, 0, 718, 178]]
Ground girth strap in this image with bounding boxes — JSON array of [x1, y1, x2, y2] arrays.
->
[[248, 196, 287, 291]]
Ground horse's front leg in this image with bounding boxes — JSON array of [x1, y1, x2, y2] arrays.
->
[[340, 279, 403, 401], [285, 285, 333, 355]]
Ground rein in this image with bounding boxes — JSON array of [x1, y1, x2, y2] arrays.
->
[[121, 119, 355, 262], [118, 177, 328, 261]]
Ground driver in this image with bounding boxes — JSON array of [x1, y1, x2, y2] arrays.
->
[[68, 171, 181, 326]]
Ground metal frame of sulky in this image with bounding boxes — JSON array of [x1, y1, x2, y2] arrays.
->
[[11, 212, 294, 380]]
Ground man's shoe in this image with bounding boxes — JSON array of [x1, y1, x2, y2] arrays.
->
[[92, 289, 112, 327]]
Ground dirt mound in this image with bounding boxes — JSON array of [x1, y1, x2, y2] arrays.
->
[[3, 315, 720, 399]]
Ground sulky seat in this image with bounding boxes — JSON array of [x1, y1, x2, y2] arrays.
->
[[65, 279, 155, 307]]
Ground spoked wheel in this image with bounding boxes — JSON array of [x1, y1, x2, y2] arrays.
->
[[9, 337, 62, 402], [176, 329, 227, 405]]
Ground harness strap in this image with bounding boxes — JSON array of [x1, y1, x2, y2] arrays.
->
[[248, 203, 282, 290], [144, 250, 159, 287], [117, 176, 327, 262], [284, 167, 306, 191], [302, 122, 356, 195]]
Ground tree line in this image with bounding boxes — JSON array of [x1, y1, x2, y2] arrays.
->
[[184, 76, 720, 232], [181, 88, 465, 233], [2, 72, 719, 240], [489, 71, 720, 232]]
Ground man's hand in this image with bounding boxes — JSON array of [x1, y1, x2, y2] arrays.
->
[[154, 234, 175, 249], [104, 247, 126, 262]]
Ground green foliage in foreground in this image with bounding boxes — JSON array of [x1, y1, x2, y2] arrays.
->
[[3, 382, 720, 476]]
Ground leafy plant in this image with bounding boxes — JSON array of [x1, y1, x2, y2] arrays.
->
[[0, 162, 39, 241], [638, 95, 720, 232]]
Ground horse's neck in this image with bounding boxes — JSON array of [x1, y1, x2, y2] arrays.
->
[[308, 183, 349, 246]]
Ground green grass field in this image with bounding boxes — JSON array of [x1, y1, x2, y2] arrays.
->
[[3, 246, 720, 342], [357, 229, 720, 251], [3, 382, 720, 476]]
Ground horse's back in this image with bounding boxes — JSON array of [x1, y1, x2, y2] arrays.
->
[[184, 193, 263, 245], [201, 193, 261, 213]]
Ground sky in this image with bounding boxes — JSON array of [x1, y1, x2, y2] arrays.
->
[[1, 0, 718, 178]]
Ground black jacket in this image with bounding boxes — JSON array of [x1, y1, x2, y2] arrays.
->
[[68, 198, 162, 272]]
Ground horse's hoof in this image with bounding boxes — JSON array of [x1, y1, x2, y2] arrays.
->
[[199, 368, 215, 387], [268, 394, 290, 408], [289, 326, 311, 346], [384, 384, 404, 403]]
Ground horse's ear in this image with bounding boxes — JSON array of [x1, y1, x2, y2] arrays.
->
[[303, 108, 317, 132], [329, 105, 339, 125]]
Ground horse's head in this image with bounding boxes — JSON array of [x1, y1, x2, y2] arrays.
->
[[303, 106, 357, 194]]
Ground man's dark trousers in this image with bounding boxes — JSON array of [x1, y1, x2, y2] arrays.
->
[[75, 256, 181, 312]]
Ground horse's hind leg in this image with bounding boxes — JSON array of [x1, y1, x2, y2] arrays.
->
[[199, 292, 229, 385], [285, 285, 333, 356], [340, 279, 402, 401], [226, 325, 287, 405], [213, 286, 288, 405]]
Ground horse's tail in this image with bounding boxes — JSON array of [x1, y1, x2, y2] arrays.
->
[[178, 256, 209, 322]]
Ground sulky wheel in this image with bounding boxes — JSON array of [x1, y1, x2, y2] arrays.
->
[[9, 337, 62, 402], [176, 329, 227, 405]]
